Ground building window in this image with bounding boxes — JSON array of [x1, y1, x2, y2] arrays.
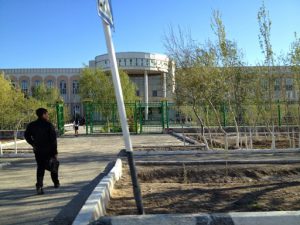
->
[[130, 59, 132, 66], [261, 79, 268, 89], [60, 80, 67, 95], [274, 79, 280, 91], [21, 80, 28, 93], [47, 80, 54, 88], [72, 80, 79, 94], [136, 90, 140, 96], [73, 104, 80, 116], [35, 80, 41, 87], [286, 78, 293, 91], [152, 90, 158, 97]]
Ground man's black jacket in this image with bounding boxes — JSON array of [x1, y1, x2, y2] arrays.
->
[[24, 118, 57, 158]]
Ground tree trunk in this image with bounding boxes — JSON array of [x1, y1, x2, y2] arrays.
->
[[192, 104, 209, 150], [271, 124, 276, 150], [249, 128, 253, 149], [228, 101, 240, 149], [208, 100, 227, 135]]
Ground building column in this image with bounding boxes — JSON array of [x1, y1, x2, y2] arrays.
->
[[68, 77, 72, 105], [144, 70, 149, 120], [162, 72, 167, 98]]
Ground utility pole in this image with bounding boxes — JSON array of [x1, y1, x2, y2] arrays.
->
[[96, 0, 144, 214]]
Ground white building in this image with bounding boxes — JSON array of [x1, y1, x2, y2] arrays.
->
[[1, 52, 175, 116]]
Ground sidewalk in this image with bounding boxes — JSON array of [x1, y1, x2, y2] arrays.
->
[[0, 134, 183, 225]]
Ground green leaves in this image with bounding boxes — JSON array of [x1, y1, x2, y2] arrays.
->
[[79, 68, 138, 104], [0, 73, 52, 129]]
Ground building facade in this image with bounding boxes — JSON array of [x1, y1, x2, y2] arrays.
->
[[1, 52, 175, 116]]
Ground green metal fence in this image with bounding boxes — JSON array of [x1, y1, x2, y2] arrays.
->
[[83, 101, 170, 134], [56, 103, 65, 135], [82, 101, 300, 134], [168, 101, 300, 129]]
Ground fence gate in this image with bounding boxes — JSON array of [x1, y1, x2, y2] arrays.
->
[[56, 103, 65, 135], [83, 101, 169, 134]]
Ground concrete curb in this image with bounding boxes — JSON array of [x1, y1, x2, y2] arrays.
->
[[132, 148, 300, 156], [135, 159, 300, 165], [0, 153, 33, 158], [0, 140, 26, 148], [171, 132, 201, 145], [0, 162, 11, 169], [72, 159, 122, 225], [96, 211, 300, 225]]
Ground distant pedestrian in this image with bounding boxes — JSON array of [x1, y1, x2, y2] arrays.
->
[[24, 108, 60, 195], [74, 117, 80, 137]]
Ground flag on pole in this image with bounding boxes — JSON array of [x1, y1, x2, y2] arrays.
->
[[97, 0, 114, 28]]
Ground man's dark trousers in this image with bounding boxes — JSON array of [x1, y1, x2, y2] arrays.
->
[[35, 154, 59, 188]]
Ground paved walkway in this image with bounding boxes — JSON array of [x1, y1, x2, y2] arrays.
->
[[0, 133, 183, 225]]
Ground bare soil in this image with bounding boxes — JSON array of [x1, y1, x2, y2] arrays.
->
[[106, 164, 300, 215]]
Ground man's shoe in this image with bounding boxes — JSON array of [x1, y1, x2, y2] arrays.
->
[[36, 186, 44, 195], [54, 183, 60, 188]]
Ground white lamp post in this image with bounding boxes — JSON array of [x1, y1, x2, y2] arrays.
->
[[97, 0, 144, 214]]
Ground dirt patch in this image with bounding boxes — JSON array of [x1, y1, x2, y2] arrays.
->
[[106, 164, 300, 215]]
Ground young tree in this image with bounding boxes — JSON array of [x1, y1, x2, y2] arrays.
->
[[211, 10, 250, 148], [164, 26, 226, 149], [289, 33, 300, 136], [257, 1, 275, 124], [32, 83, 61, 104], [79, 68, 138, 130], [0, 73, 50, 130], [79, 68, 137, 103]]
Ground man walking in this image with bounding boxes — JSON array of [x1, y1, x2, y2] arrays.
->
[[25, 108, 60, 194]]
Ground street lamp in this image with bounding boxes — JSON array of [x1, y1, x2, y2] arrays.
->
[[96, 0, 144, 214]]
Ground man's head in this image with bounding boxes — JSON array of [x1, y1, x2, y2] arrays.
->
[[36, 108, 49, 121]]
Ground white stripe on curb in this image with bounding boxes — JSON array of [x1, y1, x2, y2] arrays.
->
[[98, 211, 300, 225], [0, 162, 10, 169], [0, 140, 26, 148], [72, 159, 122, 225]]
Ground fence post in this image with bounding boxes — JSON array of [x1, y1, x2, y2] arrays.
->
[[161, 101, 165, 130], [83, 99, 92, 134], [166, 101, 169, 129], [56, 102, 65, 136], [134, 101, 138, 134], [90, 103, 93, 133], [139, 101, 143, 134], [84, 102, 88, 134], [277, 100, 281, 127], [112, 103, 115, 132]]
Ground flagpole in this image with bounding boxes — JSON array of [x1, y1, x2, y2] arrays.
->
[[100, 10, 144, 215]]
